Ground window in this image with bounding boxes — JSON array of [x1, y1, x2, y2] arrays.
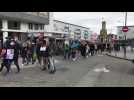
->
[[75, 29, 81, 36], [75, 29, 81, 33], [8, 20, 20, 30], [64, 26, 69, 32], [34, 24, 39, 30], [54, 24, 58, 31], [28, 23, 33, 30], [84, 30, 88, 33], [40, 24, 44, 30]]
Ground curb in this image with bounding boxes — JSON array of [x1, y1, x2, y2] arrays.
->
[[105, 53, 133, 61]]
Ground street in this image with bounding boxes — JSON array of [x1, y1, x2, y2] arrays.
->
[[1, 12, 134, 87], [0, 55, 134, 87]]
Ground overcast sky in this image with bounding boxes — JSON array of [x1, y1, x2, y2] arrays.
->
[[53, 12, 134, 34]]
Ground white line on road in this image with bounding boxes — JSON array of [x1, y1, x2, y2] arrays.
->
[[93, 67, 110, 72], [75, 64, 109, 87]]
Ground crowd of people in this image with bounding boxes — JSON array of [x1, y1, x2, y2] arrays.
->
[[0, 36, 51, 75], [62, 40, 124, 61], [63, 40, 110, 61], [0, 35, 123, 75]]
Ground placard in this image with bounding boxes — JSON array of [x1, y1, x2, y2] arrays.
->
[[6, 49, 14, 59]]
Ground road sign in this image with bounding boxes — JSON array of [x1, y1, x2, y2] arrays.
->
[[122, 26, 128, 32]]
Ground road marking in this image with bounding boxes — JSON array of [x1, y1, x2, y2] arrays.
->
[[93, 67, 110, 72], [54, 59, 60, 63], [75, 64, 108, 87]]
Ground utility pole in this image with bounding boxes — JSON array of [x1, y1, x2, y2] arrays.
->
[[124, 12, 127, 58]]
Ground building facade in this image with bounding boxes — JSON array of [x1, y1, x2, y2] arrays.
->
[[117, 26, 134, 40], [44, 12, 91, 55], [53, 20, 91, 40], [0, 12, 49, 42], [45, 17, 91, 40], [44, 12, 91, 40]]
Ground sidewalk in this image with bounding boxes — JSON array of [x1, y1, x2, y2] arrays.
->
[[106, 50, 134, 61]]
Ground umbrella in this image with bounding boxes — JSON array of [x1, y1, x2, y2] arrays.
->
[[71, 42, 80, 48]]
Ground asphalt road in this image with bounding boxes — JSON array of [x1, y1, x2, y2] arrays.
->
[[0, 55, 134, 87]]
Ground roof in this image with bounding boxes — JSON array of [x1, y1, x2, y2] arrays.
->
[[54, 20, 90, 30]]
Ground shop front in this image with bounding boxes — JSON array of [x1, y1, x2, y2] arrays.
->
[[7, 32, 44, 43], [8, 32, 23, 41], [7, 32, 32, 42]]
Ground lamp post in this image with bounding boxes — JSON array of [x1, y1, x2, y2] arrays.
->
[[124, 12, 127, 58]]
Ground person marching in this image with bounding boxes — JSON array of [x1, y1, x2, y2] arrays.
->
[[31, 40, 36, 64], [86, 44, 90, 58], [63, 41, 69, 60], [26, 38, 32, 65], [11, 38, 21, 73], [0, 37, 20, 75], [21, 42, 28, 66], [36, 38, 42, 65], [0, 37, 12, 75], [39, 39, 50, 70]]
